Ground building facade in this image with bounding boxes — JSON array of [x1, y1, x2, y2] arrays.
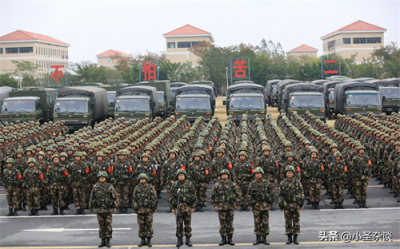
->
[[287, 44, 318, 58], [164, 24, 214, 66], [97, 49, 131, 68], [321, 20, 386, 63], [0, 30, 69, 78]]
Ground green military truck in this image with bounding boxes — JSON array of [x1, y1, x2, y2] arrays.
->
[[322, 81, 344, 120], [311, 79, 329, 86], [170, 82, 187, 111], [191, 81, 218, 97], [102, 85, 130, 118], [1, 88, 57, 124], [114, 85, 159, 121], [175, 85, 215, 122], [277, 80, 301, 111], [171, 82, 187, 88], [53, 87, 108, 130], [0, 86, 12, 110], [325, 75, 350, 81], [136, 80, 172, 119], [366, 78, 400, 114], [334, 81, 382, 117], [265, 79, 281, 107], [283, 83, 325, 121], [223, 83, 266, 124]]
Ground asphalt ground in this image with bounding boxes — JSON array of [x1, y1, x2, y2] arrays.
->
[[0, 97, 399, 248]]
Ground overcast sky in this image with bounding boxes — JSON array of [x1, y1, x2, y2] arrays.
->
[[1, 0, 399, 63]]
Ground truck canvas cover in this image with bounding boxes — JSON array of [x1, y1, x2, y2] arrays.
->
[[311, 80, 329, 86], [322, 81, 344, 99], [334, 82, 379, 112], [365, 79, 400, 87], [227, 83, 264, 96], [266, 80, 281, 96], [176, 85, 215, 110], [283, 83, 323, 101], [116, 85, 159, 114], [171, 82, 187, 88]]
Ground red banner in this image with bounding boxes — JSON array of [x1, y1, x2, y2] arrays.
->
[[325, 60, 337, 63], [324, 70, 338, 74]]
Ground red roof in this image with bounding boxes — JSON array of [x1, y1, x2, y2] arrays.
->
[[0, 30, 69, 46], [287, 44, 318, 53], [321, 20, 386, 39], [96, 49, 131, 57], [164, 24, 211, 36]]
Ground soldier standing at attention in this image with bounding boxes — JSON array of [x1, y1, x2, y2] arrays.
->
[[90, 171, 118, 248], [70, 152, 90, 215], [47, 154, 69, 215], [211, 169, 241, 246], [168, 169, 196, 247], [247, 167, 274, 245], [279, 166, 304, 245], [351, 145, 372, 208], [23, 158, 44, 216], [133, 173, 158, 247], [3, 158, 22, 216]]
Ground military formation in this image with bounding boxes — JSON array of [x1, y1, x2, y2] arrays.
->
[[1, 110, 399, 247]]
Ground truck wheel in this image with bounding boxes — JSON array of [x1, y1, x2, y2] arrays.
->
[[327, 111, 331, 120]]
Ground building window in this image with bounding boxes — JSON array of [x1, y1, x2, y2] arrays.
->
[[191, 41, 199, 46], [19, 47, 33, 53], [177, 42, 191, 48], [367, 37, 381, 43], [353, 38, 367, 44], [343, 38, 351, 44], [167, 42, 175, 48], [0, 48, 3, 54], [5, 47, 19, 54]]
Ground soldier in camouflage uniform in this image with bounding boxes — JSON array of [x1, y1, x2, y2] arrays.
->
[[46, 154, 68, 215], [70, 152, 90, 215], [328, 151, 347, 209], [133, 173, 158, 247], [187, 152, 210, 212], [303, 149, 324, 210], [37, 151, 50, 210], [247, 167, 274, 245], [161, 149, 183, 213], [3, 158, 22, 216], [211, 147, 234, 182], [351, 145, 372, 208], [256, 145, 278, 210], [168, 169, 196, 247], [211, 169, 241, 246], [279, 165, 304, 245], [111, 150, 133, 214], [89, 171, 118, 248], [234, 151, 254, 212], [23, 158, 44, 216]]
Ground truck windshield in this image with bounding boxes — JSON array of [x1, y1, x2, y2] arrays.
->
[[272, 86, 278, 94], [115, 98, 150, 111], [379, 88, 400, 99], [346, 93, 381, 106], [1, 100, 35, 112], [176, 97, 210, 110], [157, 93, 164, 103], [171, 88, 177, 98], [290, 95, 324, 108], [230, 96, 264, 109], [107, 93, 116, 103], [55, 100, 88, 113], [328, 89, 335, 101]]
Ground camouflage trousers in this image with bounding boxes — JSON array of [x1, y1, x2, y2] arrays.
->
[[166, 180, 175, 200], [65, 186, 74, 205], [252, 207, 269, 236], [331, 182, 344, 203], [97, 212, 113, 239], [19, 188, 26, 204], [284, 208, 300, 235], [85, 183, 92, 204], [115, 184, 130, 208], [195, 183, 207, 206], [353, 179, 368, 201], [41, 185, 50, 205], [26, 187, 41, 210], [301, 179, 310, 199], [238, 181, 250, 206], [50, 185, 66, 209], [5, 186, 20, 209], [128, 184, 135, 207], [176, 211, 192, 237], [308, 179, 322, 202], [218, 209, 234, 236], [72, 183, 86, 210], [137, 213, 154, 238], [392, 177, 398, 194], [382, 167, 391, 184]]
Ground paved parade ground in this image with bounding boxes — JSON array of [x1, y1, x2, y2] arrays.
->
[[0, 97, 399, 249]]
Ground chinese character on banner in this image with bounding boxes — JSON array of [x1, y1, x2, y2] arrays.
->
[[50, 65, 65, 83], [142, 61, 157, 80], [232, 59, 248, 79]]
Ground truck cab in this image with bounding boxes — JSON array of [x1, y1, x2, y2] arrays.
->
[[343, 90, 382, 116], [114, 96, 153, 120], [175, 94, 212, 122], [1, 96, 43, 123], [378, 87, 400, 113], [287, 92, 325, 120], [53, 96, 92, 129], [107, 91, 116, 118], [224, 93, 265, 123]]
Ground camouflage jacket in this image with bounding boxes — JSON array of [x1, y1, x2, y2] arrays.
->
[[211, 180, 241, 210], [187, 161, 210, 185], [278, 177, 304, 210], [89, 182, 118, 213], [161, 159, 183, 182], [351, 154, 372, 180], [46, 163, 68, 186], [23, 166, 44, 189], [168, 180, 197, 212], [133, 183, 158, 214], [2, 166, 21, 188], [247, 178, 274, 211]]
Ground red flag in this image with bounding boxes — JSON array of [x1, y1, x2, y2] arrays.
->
[[344, 166, 348, 173], [180, 166, 186, 170], [185, 126, 189, 130], [152, 170, 156, 176], [128, 167, 132, 172], [214, 137, 218, 141], [39, 174, 44, 180], [275, 163, 279, 168], [208, 146, 212, 151], [250, 168, 254, 174], [320, 165, 324, 171], [205, 169, 209, 175], [17, 174, 22, 180], [46, 167, 49, 173], [227, 163, 232, 169], [85, 168, 90, 174], [368, 160, 372, 166], [296, 166, 301, 172], [63, 171, 69, 176], [107, 168, 112, 174]]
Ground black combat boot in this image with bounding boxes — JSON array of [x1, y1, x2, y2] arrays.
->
[[194, 206, 199, 212], [393, 193, 398, 197], [186, 236, 192, 247], [75, 209, 80, 215], [353, 200, 357, 204], [270, 206, 275, 211], [147, 237, 152, 247], [315, 202, 320, 210], [13, 208, 18, 216], [117, 208, 123, 214], [293, 235, 299, 245], [22, 203, 27, 211], [227, 235, 235, 245], [35, 209, 39, 216], [338, 203, 345, 209], [239, 205, 244, 212], [349, 194, 355, 199], [64, 204, 70, 210], [176, 237, 183, 247], [253, 235, 261, 245], [51, 208, 58, 215], [306, 199, 312, 205], [105, 238, 111, 247], [98, 239, 106, 247], [18, 202, 22, 211], [356, 201, 362, 208], [244, 205, 250, 211], [286, 234, 293, 244], [198, 206, 204, 212], [383, 183, 388, 188], [81, 209, 86, 215], [138, 237, 146, 246], [59, 207, 65, 215], [42, 204, 48, 210], [261, 235, 270, 245], [28, 210, 35, 216], [310, 202, 315, 210], [219, 236, 226, 246], [333, 203, 338, 209], [167, 207, 172, 213], [6, 209, 14, 216], [362, 200, 369, 208]]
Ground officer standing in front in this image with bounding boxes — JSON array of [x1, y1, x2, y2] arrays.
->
[[89, 171, 118, 248]]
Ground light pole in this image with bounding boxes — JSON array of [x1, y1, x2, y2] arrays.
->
[[226, 67, 228, 90]]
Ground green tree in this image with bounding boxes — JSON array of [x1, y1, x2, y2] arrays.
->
[[372, 42, 400, 77], [0, 74, 18, 88]]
